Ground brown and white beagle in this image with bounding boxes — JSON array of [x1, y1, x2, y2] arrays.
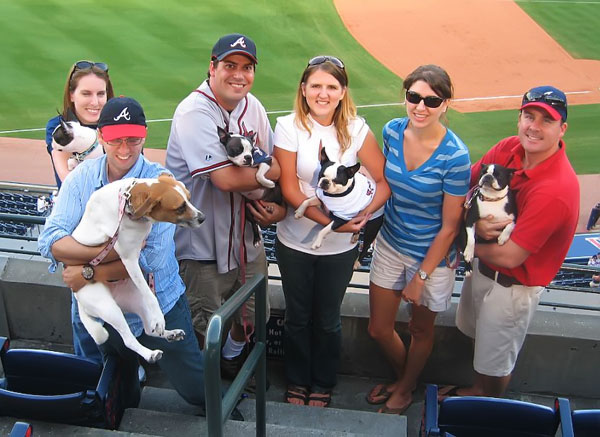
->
[[70, 174, 204, 363]]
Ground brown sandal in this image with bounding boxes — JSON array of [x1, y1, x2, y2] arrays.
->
[[284, 385, 309, 405], [308, 389, 332, 407]]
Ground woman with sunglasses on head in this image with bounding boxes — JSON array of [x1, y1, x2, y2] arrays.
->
[[273, 56, 390, 408], [45, 61, 114, 189], [44, 61, 113, 365], [366, 65, 470, 414]]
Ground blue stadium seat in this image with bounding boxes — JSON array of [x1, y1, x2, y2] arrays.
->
[[421, 384, 571, 437], [0, 337, 125, 429], [561, 409, 600, 437], [9, 422, 32, 437]]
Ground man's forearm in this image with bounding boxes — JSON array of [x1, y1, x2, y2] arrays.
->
[[475, 239, 529, 269], [51, 235, 119, 265]]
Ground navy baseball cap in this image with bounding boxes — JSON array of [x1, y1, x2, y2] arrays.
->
[[98, 96, 147, 141], [211, 33, 257, 64], [521, 86, 567, 121]]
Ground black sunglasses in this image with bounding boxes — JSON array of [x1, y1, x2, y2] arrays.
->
[[522, 90, 566, 111], [72, 60, 109, 75], [405, 90, 445, 108], [307, 55, 345, 70]]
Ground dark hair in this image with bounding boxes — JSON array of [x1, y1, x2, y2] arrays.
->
[[62, 64, 114, 120], [403, 64, 453, 100], [294, 60, 357, 153]]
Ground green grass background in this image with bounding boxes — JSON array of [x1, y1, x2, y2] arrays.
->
[[1, 0, 598, 173]]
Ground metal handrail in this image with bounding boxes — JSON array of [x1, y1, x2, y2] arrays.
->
[[205, 273, 267, 437]]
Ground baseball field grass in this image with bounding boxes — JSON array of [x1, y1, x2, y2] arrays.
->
[[1, 0, 598, 173]]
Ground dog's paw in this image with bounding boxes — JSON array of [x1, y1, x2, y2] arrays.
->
[[463, 245, 474, 262], [147, 349, 163, 363], [350, 233, 359, 244], [148, 317, 166, 337], [164, 329, 185, 342], [259, 178, 275, 189], [353, 259, 361, 270], [464, 270, 473, 277], [294, 209, 304, 219], [311, 240, 322, 250]]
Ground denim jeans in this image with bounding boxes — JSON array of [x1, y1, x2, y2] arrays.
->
[[99, 294, 205, 408], [275, 238, 357, 390]]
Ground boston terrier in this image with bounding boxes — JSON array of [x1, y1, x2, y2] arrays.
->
[[459, 163, 517, 275], [295, 148, 383, 268], [217, 126, 283, 246], [52, 119, 103, 170]]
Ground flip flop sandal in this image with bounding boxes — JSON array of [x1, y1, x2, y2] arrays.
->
[[284, 385, 309, 405], [366, 383, 393, 405], [378, 403, 410, 415], [308, 390, 332, 408], [437, 385, 466, 403]]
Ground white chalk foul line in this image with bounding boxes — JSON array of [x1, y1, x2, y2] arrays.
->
[[0, 90, 593, 134]]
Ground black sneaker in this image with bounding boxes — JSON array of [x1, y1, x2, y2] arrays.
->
[[220, 347, 270, 393]]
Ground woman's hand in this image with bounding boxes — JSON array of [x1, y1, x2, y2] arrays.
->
[[247, 200, 287, 226], [402, 275, 425, 305], [334, 213, 371, 234], [62, 264, 88, 292]]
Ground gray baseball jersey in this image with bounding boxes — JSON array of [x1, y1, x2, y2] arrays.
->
[[166, 80, 274, 274]]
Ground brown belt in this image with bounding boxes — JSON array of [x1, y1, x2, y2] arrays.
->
[[478, 261, 522, 287]]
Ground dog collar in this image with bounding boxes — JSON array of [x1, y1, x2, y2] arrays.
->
[[322, 179, 356, 198], [477, 189, 508, 202], [72, 133, 100, 163]]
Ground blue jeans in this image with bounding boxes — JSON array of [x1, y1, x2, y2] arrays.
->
[[71, 294, 103, 364], [275, 238, 357, 390], [99, 294, 206, 408]]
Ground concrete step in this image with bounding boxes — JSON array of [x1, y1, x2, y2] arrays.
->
[[119, 408, 369, 436], [0, 415, 150, 436], [137, 385, 406, 436]]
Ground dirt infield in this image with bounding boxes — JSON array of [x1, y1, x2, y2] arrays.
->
[[334, 0, 600, 112]]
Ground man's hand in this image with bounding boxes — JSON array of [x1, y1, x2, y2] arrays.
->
[[475, 214, 513, 240], [247, 200, 287, 227], [62, 264, 88, 292]]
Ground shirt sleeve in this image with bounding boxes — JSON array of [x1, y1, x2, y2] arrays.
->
[[37, 171, 86, 272], [442, 143, 471, 196], [274, 116, 299, 153], [138, 222, 176, 273], [174, 109, 231, 176]]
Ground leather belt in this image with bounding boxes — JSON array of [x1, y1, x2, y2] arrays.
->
[[478, 261, 522, 287]]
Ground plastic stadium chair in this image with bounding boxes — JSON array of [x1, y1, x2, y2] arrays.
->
[[9, 422, 33, 437], [560, 407, 600, 437], [421, 384, 571, 437], [0, 336, 124, 429]]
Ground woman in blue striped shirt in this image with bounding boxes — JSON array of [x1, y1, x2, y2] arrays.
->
[[366, 65, 471, 414]]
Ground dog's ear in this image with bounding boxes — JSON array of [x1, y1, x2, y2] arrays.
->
[[158, 173, 176, 186], [506, 168, 517, 178], [345, 163, 361, 179], [480, 163, 489, 175], [320, 147, 331, 164], [249, 132, 257, 143], [217, 126, 229, 145], [128, 184, 161, 220]]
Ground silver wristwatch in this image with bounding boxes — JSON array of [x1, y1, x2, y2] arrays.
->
[[82, 264, 95, 281], [417, 269, 430, 281]]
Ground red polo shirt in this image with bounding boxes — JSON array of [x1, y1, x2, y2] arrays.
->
[[471, 136, 579, 286]]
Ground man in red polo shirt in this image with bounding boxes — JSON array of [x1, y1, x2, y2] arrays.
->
[[441, 86, 579, 399]]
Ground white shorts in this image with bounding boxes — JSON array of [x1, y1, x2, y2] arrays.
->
[[369, 236, 456, 312], [456, 258, 543, 377]]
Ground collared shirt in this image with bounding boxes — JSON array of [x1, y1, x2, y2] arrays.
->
[[471, 136, 580, 286], [38, 154, 186, 336]]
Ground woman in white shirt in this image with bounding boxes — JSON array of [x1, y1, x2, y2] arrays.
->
[[273, 56, 390, 408]]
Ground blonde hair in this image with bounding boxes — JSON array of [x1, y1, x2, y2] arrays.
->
[[293, 60, 357, 155], [61, 63, 114, 120]]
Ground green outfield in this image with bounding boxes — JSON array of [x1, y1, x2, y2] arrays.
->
[[1, 0, 598, 173]]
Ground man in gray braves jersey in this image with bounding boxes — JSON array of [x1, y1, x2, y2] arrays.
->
[[166, 33, 285, 379]]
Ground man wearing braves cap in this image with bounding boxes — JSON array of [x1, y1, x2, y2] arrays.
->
[[166, 33, 285, 382], [437, 85, 579, 400], [40, 96, 207, 409]]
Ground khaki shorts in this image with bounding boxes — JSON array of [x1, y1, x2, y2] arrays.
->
[[369, 236, 456, 312], [456, 258, 543, 377], [178, 250, 270, 336]]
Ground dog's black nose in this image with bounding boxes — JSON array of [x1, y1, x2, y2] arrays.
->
[[244, 155, 252, 165], [320, 180, 330, 190]]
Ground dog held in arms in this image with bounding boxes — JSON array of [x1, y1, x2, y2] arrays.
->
[[294, 148, 384, 268], [52, 119, 103, 170], [71, 174, 204, 363], [459, 163, 517, 275], [217, 126, 283, 246]]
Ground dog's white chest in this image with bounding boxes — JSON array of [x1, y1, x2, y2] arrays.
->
[[477, 197, 513, 220]]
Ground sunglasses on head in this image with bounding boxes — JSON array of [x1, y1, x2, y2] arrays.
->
[[405, 90, 445, 108], [522, 90, 566, 111], [71, 61, 109, 79], [307, 55, 345, 70]]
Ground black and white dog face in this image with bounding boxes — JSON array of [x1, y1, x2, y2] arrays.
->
[[52, 119, 97, 152], [478, 164, 515, 196], [217, 126, 257, 167], [318, 148, 361, 195]]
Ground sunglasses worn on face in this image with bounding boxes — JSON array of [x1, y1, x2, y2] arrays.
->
[[105, 137, 144, 147], [405, 90, 445, 108], [522, 90, 566, 111], [307, 56, 345, 69]]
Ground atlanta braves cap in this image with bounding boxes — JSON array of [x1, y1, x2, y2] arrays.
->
[[211, 33, 258, 64], [98, 96, 147, 141], [521, 85, 567, 122]]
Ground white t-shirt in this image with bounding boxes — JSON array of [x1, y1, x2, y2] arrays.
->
[[274, 112, 369, 255]]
